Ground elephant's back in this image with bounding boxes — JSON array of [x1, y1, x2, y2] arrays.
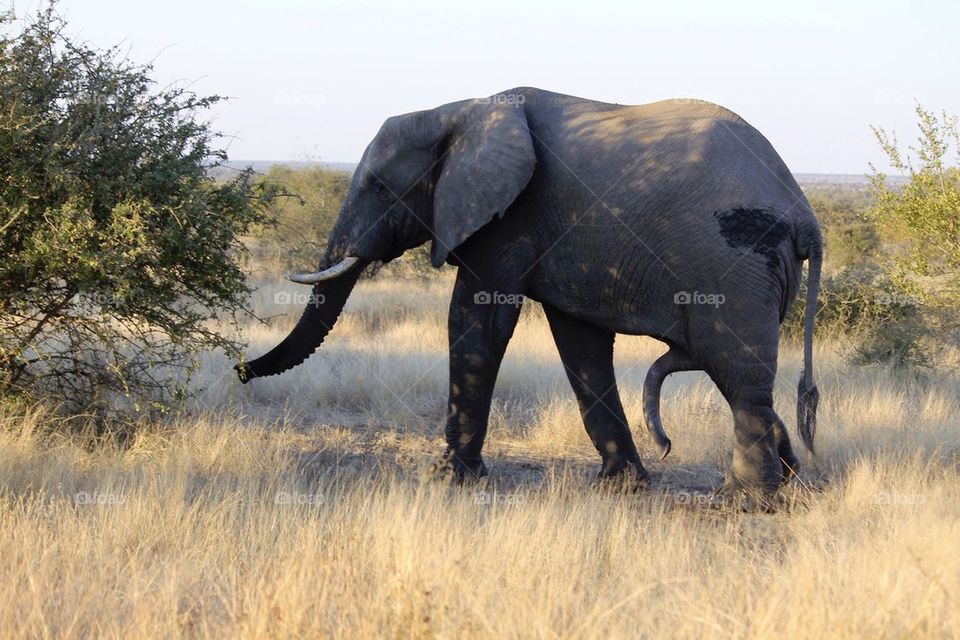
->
[[513, 87, 745, 120], [516, 87, 752, 142], [522, 88, 804, 220]]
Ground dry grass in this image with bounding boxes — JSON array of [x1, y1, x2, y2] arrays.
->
[[1, 277, 959, 638]]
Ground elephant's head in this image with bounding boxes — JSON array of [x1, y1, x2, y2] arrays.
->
[[236, 94, 537, 382]]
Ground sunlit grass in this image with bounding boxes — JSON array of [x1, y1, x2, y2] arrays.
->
[[1, 277, 958, 637]]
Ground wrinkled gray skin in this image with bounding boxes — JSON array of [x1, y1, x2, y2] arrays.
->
[[237, 87, 822, 500]]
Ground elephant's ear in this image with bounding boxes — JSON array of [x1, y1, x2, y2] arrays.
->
[[430, 101, 537, 267]]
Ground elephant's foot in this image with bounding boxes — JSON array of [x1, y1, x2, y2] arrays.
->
[[425, 448, 488, 484], [723, 430, 786, 510], [594, 458, 651, 493], [714, 473, 779, 513], [774, 421, 801, 486], [778, 450, 801, 486]]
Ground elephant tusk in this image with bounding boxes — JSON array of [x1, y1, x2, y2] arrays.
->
[[284, 256, 361, 284]]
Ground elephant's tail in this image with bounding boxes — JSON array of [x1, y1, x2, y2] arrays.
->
[[796, 223, 822, 454]]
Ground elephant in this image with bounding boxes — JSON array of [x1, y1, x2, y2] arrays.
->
[[236, 87, 822, 500]]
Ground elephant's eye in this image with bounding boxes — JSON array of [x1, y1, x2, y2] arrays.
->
[[375, 180, 393, 203]]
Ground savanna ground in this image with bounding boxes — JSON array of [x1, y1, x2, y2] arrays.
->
[[1, 275, 959, 638]]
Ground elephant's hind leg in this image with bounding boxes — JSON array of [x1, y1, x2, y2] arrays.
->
[[711, 359, 788, 502], [543, 305, 648, 484], [692, 316, 790, 502], [643, 347, 699, 460], [773, 418, 800, 484]]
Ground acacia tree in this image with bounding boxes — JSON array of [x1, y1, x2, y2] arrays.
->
[[871, 107, 960, 285], [866, 106, 960, 366], [0, 7, 274, 410]]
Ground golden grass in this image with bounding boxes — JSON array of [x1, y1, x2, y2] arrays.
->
[[1, 277, 958, 638]]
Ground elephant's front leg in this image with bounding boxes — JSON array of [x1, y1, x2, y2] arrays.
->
[[437, 269, 522, 481]]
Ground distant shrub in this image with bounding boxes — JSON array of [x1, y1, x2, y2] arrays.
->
[[250, 165, 349, 272], [804, 185, 875, 228], [783, 265, 908, 336], [782, 265, 932, 369], [803, 186, 880, 269], [823, 222, 881, 268], [250, 165, 440, 278]]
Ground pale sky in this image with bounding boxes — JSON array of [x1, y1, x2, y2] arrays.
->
[[9, 0, 959, 173]]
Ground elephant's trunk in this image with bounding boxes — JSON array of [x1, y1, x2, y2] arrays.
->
[[234, 259, 366, 383]]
